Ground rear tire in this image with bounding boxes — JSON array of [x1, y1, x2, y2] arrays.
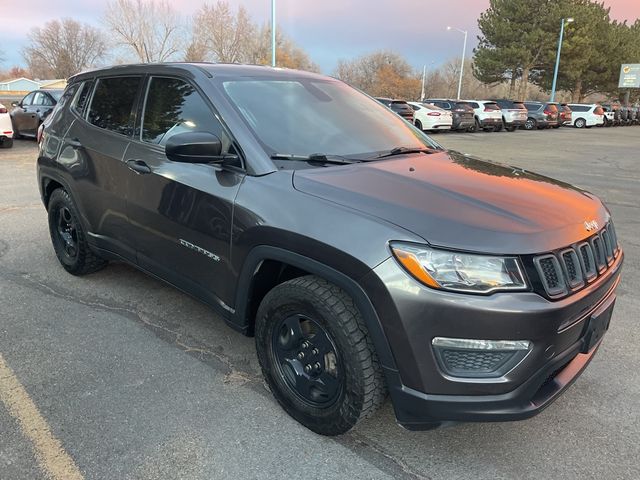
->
[[0, 138, 13, 148], [255, 275, 386, 436], [48, 189, 107, 275], [524, 118, 536, 130], [414, 119, 423, 131]]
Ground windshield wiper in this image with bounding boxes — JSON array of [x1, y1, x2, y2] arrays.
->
[[371, 146, 439, 159], [270, 153, 361, 165]]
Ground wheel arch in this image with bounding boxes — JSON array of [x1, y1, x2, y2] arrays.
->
[[41, 176, 66, 209], [232, 245, 397, 371]]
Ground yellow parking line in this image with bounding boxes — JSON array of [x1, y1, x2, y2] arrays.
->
[[0, 353, 84, 480]]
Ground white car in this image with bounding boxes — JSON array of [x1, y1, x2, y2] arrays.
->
[[0, 102, 14, 148], [407, 102, 452, 132], [464, 100, 503, 131], [566, 104, 605, 128]]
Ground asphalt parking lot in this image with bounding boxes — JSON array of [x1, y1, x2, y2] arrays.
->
[[1, 127, 639, 480]]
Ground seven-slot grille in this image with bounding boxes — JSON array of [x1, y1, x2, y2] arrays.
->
[[533, 221, 620, 298]]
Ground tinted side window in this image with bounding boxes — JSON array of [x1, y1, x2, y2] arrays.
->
[[468, 102, 479, 108], [73, 80, 94, 116], [88, 76, 141, 135], [42, 93, 55, 106], [142, 77, 229, 148], [21, 93, 35, 106], [32, 92, 46, 106]]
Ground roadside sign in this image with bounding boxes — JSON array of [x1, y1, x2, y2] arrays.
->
[[618, 64, 640, 88]]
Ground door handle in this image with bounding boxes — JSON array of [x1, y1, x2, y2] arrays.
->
[[126, 159, 152, 174], [67, 138, 82, 149]]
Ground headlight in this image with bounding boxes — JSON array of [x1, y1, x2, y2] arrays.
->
[[390, 243, 527, 293]]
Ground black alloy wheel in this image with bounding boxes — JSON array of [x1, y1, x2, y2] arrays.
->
[[47, 189, 107, 275], [255, 276, 386, 436], [271, 314, 342, 407], [53, 205, 79, 261]]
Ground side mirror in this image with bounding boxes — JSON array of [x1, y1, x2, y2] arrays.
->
[[165, 132, 223, 163]]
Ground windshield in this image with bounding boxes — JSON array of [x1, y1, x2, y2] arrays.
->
[[220, 78, 437, 158], [49, 90, 63, 101]]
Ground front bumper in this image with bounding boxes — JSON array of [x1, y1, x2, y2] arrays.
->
[[361, 251, 623, 429]]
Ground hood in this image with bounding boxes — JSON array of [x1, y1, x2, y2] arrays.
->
[[292, 151, 608, 255]]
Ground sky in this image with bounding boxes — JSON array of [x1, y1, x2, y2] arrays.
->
[[1, 0, 639, 75]]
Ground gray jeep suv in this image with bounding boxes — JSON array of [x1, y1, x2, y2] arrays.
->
[[37, 63, 623, 435]]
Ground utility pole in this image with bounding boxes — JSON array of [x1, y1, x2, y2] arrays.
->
[[271, 0, 276, 67], [420, 65, 426, 101], [447, 26, 468, 100], [550, 17, 574, 102]]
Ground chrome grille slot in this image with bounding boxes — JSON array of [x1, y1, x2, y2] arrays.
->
[[560, 248, 583, 289], [591, 235, 606, 271], [533, 221, 620, 298], [533, 254, 567, 297], [608, 222, 619, 254], [578, 242, 597, 281], [601, 228, 614, 264]]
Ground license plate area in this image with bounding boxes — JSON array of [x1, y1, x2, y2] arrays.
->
[[581, 297, 615, 353]]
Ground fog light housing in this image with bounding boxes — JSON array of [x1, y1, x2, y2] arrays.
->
[[432, 337, 531, 378]]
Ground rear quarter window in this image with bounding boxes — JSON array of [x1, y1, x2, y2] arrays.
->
[[72, 80, 95, 117]]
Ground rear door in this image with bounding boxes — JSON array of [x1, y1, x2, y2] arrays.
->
[[62, 75, 143, 261], [124, 75, 245, 308], [12, 92, 35, 133]]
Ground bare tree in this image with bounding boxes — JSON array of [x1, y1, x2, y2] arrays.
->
[[189, 2, 318, 71], [191, 2, 255, 63], [104, 0, 183, 63], [247, 25, 319, 72], [23, 19, 106, 79]]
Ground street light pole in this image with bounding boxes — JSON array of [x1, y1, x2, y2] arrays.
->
[[420, 64, 426, 101], [447, 26, 468, 100], [271, 0, 276, 67], [550, 17, 574, 102]]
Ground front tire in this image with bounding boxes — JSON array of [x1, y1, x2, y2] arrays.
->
[[48, 189, 107, 275], [255, 276, 386, 436], [574, 118, 586, 129]]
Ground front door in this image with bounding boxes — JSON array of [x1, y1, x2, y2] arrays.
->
[[124, 76, 244, 311], [12, 92, 36, 135]]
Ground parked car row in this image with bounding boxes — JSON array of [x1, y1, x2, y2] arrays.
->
[[0, 89, 64, 149], [2, 88, 638, 151], [376, 95, 640, 133]]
